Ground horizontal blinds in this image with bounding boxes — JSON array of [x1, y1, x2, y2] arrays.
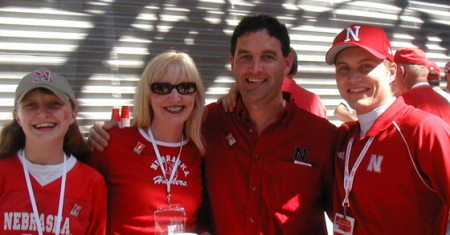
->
[[0, 0, 449, 133]]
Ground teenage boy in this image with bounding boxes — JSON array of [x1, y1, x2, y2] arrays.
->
[[326, 24, 450, 234]]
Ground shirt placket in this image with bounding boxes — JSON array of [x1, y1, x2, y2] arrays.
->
[[244, 123, 276, 234]]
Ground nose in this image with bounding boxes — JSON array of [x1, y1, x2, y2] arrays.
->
[[168, 88, 181, 101], [348, 69, 362, 84], [36, 105, 50, 117], [251, 59, 263, 72]]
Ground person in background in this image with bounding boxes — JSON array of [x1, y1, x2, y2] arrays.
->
[[394, 47, 450, 123], [0, 68, 107, 234], [326, 24, 450, 234], [88, 15, 338, 234], [334, 100, 358, 123], [218, 47, 328, 119], [87, 51, 210, 234], [428, 60, 450, 103], [282, 47, 328, 118], [445, 62, 450, 93], [428, 59, 450, 235]]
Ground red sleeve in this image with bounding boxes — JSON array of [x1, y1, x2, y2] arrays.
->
[[415, 115, 450, 205]]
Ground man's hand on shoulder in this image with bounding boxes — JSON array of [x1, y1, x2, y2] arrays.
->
[[88, 120, 119, 152], [217, 85, 238, 113]]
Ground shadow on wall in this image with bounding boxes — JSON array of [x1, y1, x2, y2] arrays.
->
[[0, 0, 448, 129]]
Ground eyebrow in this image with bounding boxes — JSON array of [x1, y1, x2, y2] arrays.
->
[[235, 49, 278, 56]]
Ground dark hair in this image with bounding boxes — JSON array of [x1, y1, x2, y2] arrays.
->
[[0, 88, 91, 160], [288, 47, 298, 76], [230, 15, 290, 57]]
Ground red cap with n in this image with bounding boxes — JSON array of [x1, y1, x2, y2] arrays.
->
[[394, 47, 428, 66], [326, 24, 393, 65], [427, 60, 441, 80]]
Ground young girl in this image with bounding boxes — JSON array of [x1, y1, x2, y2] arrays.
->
[[0, 68, 107, 234]]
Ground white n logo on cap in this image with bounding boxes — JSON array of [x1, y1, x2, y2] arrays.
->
[[344, 26, 361, 42]]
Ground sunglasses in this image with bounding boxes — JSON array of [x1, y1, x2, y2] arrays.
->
[[150, 82, 197, 95]]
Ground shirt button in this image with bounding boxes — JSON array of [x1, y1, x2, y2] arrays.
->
[[252, 186, 257, 191], [249, 129, 254, 133], [249, 218, 254, 223], [255, 155, 259, 160]]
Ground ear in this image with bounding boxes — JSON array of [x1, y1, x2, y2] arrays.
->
[[14, 110, 22, 127], [69, 108, 78, 125], [285, 53, 294, 77], [229, 55, 235, 72], [387, 62, 397, 84]]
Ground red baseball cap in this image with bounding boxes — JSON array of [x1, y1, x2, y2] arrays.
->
[[427, 60, 441, 80], [394, 47, 428, 66], [326, 24, 393, 65]]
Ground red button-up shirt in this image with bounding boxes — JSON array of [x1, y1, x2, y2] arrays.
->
[[204, 94, 337, 234]]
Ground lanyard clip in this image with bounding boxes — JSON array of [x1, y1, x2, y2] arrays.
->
[[167, 193, 172, 206], [342, 197, 350, 218]]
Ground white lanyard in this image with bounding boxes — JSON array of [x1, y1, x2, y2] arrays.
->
[[20, 150, 67, 235], [147, 127, 183, 205], [342, 136, 374, 214]]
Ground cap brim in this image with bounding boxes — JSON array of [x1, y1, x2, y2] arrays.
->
[[16, 84, 70, 106], [326, 42, 388, 65]]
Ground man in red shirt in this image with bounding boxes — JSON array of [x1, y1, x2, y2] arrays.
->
[[282, 47, 327, 118], [394, 47, 450, 123], [326, 24, 450, 234], [203, 15, 337, 234]]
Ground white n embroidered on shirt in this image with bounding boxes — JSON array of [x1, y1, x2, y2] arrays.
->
[[366, 154, 383, 173]]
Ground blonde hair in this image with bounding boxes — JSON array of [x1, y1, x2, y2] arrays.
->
[[133, 51, 206, 155]]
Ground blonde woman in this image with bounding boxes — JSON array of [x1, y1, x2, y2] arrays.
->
[[88, 51, 209, 234]]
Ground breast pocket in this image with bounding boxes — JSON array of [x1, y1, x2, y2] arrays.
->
[[265, 160, 321, 211]]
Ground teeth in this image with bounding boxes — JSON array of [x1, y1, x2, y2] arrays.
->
[[248, 79, 264, 83], [35, 123, 55, 128], [349, 88, 367, 93], [166, 107, 183, 112]]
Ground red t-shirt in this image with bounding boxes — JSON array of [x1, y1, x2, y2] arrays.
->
[[282, 78, 328, 119], [400, 86, 450, 123], [204, 96, 338, 234], [334, 97, 450, 234], [88, 127, 205, 235], [0, 155, 107, 234]]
